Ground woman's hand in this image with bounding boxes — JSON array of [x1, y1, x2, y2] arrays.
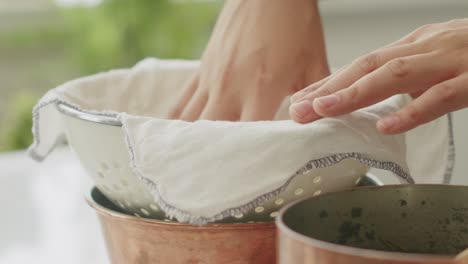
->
[[169, 0, 329, 121], [290, 19, 468, 134]]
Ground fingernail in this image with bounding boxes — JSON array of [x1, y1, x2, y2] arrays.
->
[[377, 115, 400, 131], [314, 94, 339, 109], [290, 100, 314, 119]]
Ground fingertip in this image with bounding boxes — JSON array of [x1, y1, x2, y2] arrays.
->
[[289, 100, 320, 123], [312, 94, 340, 117], [376, 114, 405, 134], [376, 122, 393, 134]]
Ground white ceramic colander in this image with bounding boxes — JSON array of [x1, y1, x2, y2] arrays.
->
[[57, 103, 380, 223]]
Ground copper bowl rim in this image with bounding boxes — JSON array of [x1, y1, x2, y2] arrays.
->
[[86, 187, 276, 230], [276, 184, 464, 262]]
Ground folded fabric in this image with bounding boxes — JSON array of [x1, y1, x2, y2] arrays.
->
[[29, 58, 455, 223]]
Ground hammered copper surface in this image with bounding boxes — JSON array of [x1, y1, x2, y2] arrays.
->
[[88, 188, 276, 264]]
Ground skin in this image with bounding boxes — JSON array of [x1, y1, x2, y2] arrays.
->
[[169, 0, 329, 121], [290, 19, 468, 134]]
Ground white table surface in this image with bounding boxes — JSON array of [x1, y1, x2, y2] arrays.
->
[[0, 148, 108, 264]]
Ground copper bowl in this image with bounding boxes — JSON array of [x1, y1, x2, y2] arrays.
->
[[87, 187, 276, 264], [277, 185, 468, 264]]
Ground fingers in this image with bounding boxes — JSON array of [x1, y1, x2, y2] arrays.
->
[[377, 74, 468, 134], [290, 43, 425, 123], [168, 75, 199, 119], [313, 52, 453, 117], [290, 73, 334, 103], [199, 101, 240, 121], [290, 65, 349, 103], [179, 90, 209, 121]]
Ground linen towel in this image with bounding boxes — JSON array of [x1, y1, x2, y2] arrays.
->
[[29, 58, 454, 223]]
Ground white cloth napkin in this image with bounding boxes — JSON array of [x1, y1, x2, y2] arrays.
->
[[29, 58, 454, 223]]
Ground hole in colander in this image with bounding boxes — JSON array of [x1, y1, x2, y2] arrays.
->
[[234, 213, 244, 219], [313, 176, 322, 184], [294, 188, 304, 196], [100, 162, 109, 170], [97, 171, 105, 178], [275, 198, 284, 205], [270, 212, 279, 218], [134, 213, 142, 218], [117, 201, 125, 209], [140, 208, 150, 216], [112, 161, 121, 169], [313, 190, 322, 196], [120, 178, 129, 186], [149, 204, 159, 211], [355, 177, 361, 185], [255, 206, 265, 213]]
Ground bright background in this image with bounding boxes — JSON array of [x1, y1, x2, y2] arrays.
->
[[1, 0, 467, 263], [0, 0, 221, 152]]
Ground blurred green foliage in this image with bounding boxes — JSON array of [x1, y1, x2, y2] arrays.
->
[[0, 93, 36, 151], [63, 0, 221, 74], [0, 0, 221, 151]]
